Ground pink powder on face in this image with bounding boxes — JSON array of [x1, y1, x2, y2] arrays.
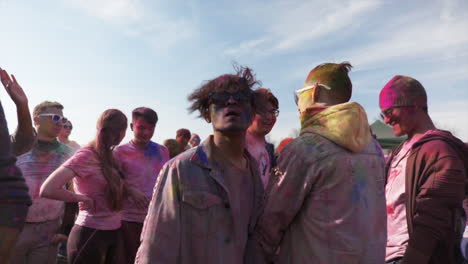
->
[[379, 75, 427, 109]]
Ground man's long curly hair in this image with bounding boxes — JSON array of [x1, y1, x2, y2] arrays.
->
[[187, 64, 261, 119]]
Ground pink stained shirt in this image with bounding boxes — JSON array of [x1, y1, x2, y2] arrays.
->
[[114, 141, 170, 223], [62, 147, 121, 230], [246, 131, 270, 188], [385, 133, 429, 261], [16, 140, 72, 222]]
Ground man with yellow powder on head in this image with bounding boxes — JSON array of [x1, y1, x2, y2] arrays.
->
[[253, 62, 387, 263]]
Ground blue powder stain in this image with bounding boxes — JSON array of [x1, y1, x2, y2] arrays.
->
[[195, 146, 209, 166], [143, 142, 162, 159], [351, 162, 369, 209]]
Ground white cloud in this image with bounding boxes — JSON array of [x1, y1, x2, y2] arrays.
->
[[430, 100, 468, 141], [64, 0, 199, 53], [347, 0, 468, 70], [224, 0, 382, 56], [64, 0, 144, 22]]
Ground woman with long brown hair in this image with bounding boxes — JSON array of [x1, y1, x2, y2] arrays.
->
[[40, 109, 128, 264]]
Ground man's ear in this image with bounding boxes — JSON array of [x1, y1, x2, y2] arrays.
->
[[203, 110, 211, 123], [33, 116, 40, 127], [313, 86, 321, 103], [130, 123, 134, 131]]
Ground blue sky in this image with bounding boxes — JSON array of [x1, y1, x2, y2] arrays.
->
[[1, 0, 467, 145]]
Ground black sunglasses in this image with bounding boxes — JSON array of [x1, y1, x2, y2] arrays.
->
[[209, 90, 252, 106], [63, 125, 73, 130]]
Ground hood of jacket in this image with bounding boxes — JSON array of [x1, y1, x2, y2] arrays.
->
[[300, 102, 372, 153]]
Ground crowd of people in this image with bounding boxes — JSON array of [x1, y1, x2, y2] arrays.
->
[[0, 63, 467, 264]]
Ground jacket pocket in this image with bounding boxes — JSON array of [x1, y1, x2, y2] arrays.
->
[[181, 191, 225, 237], [182, 191, 223, 209]]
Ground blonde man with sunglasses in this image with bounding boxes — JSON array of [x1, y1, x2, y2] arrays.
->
[[11, 101, 73, 264], [254, 62, 387, 263]]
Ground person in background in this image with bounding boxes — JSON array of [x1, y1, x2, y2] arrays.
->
[[189, 133, 201, 148], [254, 62, 387, 263], [380, 75, 468, 264], [246, 88, 279, 188], [135, 66, 264, 264], [175, 128, 191, 151], [276, 137, 294, 155], [0, 94, 32, 263], [1, 67, 36, 156], [57, 122, 80, 262], [114, 107, 170, 263], [163, 139, 182, 159], [11, 101, 73, 264], [58, 120, 80, 152]]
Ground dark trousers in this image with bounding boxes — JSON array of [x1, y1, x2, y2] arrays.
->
[[121, 221, 144, 264], [67, 224, 124, 264], [386, 257, 403, 264]]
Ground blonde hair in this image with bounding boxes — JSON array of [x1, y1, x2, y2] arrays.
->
[[89, 109, 127, 211]]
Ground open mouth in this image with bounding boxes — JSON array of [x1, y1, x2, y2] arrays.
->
[[261, 120, 273, 126], [225, 110, 240, 117]]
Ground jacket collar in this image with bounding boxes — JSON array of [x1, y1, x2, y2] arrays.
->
[[189, 135, 264, 233]]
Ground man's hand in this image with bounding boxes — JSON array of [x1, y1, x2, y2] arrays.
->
[[0, 68, 28, 106], [50, 233, 68, 245], [129, 187, 150, 209]]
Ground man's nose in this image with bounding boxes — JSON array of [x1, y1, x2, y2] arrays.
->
[[226, 95, 238, 105]]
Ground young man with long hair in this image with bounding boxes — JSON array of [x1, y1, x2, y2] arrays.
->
[[135, 66, 264, 264]]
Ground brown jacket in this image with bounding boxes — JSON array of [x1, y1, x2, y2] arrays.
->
[[135, 136, 264, 264], [386, 130, 468, 264]]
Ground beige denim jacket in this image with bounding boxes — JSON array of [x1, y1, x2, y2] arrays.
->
[[136, 136, 264, 264]]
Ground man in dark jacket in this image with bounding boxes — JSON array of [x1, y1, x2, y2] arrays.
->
[[380, 75, 468, 264], [0, 68, 33, 262], [0, 98, 32, 262]]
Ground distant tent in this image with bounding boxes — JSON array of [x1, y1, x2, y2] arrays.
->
[[370, 120, 406, 150]]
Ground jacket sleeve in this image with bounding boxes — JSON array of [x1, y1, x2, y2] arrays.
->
[[254, 142, 315, 261], [135, 160, 181, 264], [403, 141, 466, 263], [0, 99, 31, 229]]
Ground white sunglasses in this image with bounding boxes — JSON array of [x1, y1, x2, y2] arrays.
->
[[294, 82, 332, 104]]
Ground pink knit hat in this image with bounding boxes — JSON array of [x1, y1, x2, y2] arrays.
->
[[379, 75, 427, 109]]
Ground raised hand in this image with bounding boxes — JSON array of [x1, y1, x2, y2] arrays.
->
[[0, 68, 28, 106]]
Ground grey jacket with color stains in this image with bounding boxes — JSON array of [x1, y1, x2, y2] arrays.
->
[[136, 135, 264, 264], [255, 102, 387, 263]]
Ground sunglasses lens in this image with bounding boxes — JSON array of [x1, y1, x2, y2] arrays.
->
[[210, 91, 251, 105], [52, 115, 60, 122]]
